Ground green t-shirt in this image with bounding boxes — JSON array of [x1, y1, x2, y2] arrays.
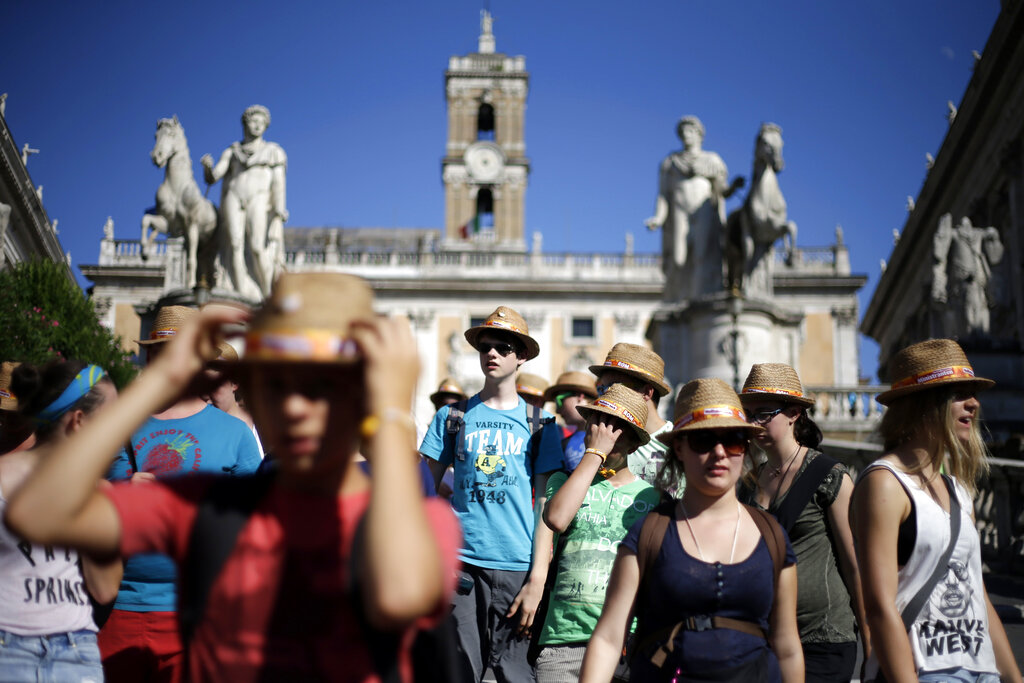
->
[[539, 472, 662, 646]]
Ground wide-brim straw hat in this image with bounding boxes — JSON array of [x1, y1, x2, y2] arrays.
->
[[231, 273, 375, 365], [577, 383, 650, 446], [876, 338, 994, 406], [136, 305, 198, 345], [657, 377, 762, 446], [215, 341, 239, 362], [589, 343, 672, 397], [515, 373, 549, 399], [0, 361, 21, 411], [464, 306, 540, 360], [431, 377, 467, 404], [543, 371, 598, 401], [740, 363, 815, 408]]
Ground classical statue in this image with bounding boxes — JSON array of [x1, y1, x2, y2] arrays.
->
[[103, 216, 114, 240], [932, 213, 1004, 337], [142, 116, 218, 289], [646, 116, 738, 300], [725, 123, 797, 297], [202, 105, 288, 300]]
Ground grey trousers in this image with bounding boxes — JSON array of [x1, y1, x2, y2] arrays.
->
[[535, 644, 586, 683], [451, 564, 536, 683]]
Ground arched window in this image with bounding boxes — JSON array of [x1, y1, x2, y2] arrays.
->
[[477, 102, 495, 141], [476, 188, 494, 228]]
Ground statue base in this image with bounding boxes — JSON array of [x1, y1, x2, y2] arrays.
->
[[646, 292, 804, 395]]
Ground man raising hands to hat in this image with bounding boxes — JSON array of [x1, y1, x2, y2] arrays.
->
[[421, 306, 564, 683]]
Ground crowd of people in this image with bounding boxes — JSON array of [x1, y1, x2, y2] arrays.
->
[[0, 272, 1020, 683]]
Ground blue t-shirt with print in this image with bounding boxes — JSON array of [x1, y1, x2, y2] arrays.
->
[[107, 405, 262, 611], [420, 395, 563, 571]]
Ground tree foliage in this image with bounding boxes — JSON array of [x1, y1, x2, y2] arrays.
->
[[0, 259, 138, 387]]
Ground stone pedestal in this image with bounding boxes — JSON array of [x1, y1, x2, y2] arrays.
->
[[133, 287, 260, 351], [647, 293, 803, 395]]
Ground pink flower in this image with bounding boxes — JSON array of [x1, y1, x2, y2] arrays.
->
[[52, 320, 59, 327]]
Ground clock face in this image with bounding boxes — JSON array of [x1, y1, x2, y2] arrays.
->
[[465, 142, 504, 182]]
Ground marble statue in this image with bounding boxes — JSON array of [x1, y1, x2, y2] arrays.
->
[[725, 123, 797, 297], [142, 116, 218, 289], [202, 105, 288, 300], [103, 216, 114, 240], [646, 116, 734, 300], [932, 213, 1004, 336]]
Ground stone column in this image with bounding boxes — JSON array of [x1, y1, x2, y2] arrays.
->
[[1000, 141, 1024, 347]]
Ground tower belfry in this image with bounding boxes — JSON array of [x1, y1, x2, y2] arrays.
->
[[442, 10, 529, 247]]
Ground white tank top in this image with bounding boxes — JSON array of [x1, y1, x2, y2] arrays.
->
[[861, 460, 998, 678], [0, 486, 97, 635]]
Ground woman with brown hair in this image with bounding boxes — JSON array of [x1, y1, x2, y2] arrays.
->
[[581, 378, 803, 683], [852, 339, 1021, 683], [737, 363, 867, 682]]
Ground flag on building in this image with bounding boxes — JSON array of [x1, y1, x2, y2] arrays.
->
[[459, 214, 480, 239]]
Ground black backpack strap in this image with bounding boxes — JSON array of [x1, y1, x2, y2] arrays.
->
[[900, 475, 961, 631], [179, 472, 275, 646], [443, 399, 469, 462], [348, 515, 403, 683], [773, 453, 839, 533], [124, 438, 139, 475]]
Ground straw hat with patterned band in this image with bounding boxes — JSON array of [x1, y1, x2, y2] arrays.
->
[[136, 305, 198, 345], [233, 273, 375, 365], [657, 378, 763, 446], [576, 383, 650, 446], [515, 373, 549, 400], [589, 343, 672, 397], [739, 363, 815, 408], [543, 371, 598, 402], [0, 361, 21, 411], [464, 306, 540, 360], [431, 377, 467, 404], [875, 338, 994, 406]]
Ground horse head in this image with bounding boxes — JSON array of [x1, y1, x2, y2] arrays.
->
[[755, 122, 784, 173], [151, 115, 186, 168]]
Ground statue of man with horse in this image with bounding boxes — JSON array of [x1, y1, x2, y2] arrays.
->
[[724, 123, 797, 298]]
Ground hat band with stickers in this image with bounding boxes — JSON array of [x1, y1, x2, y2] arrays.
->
[[483, 319, 527, 335], [673, 405, 747, 430], [246, 329, 359, 362], [0, 388, 13, 400], [603, 359, 660, 381], [592, 398, 644, 429], [891, 365, 976, 390], [742, 385, 806, 399], [149, 328, 179, 340]]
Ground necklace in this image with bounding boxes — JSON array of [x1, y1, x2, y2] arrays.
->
[[768, 445, 804, 509], [766, 443, 802, 480], [680, 500, 741, 564]]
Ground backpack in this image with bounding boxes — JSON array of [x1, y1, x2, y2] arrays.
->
[[178, 473, 467, 683]]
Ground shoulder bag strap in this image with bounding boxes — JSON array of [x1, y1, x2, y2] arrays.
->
[[745, 504, 785, 588], [773, 453, 838, 533], [900, 474, 961, 631], [636, 502, 673, 582], [124, 438, 139, 475], [443, 399, 468, 462]]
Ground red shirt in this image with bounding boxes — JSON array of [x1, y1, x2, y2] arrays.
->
[[105, 478, 461, 683]]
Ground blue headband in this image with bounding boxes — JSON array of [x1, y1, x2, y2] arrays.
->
[[33, 365, 107, 426]]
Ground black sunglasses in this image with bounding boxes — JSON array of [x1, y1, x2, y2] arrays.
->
[[748, 407, 784, 425], [477, 341, 516, 357], [686, 430, 749, 456]]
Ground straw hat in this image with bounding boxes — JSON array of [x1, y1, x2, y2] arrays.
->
[[657, 378, 762, 446], [137, 305, 198, 345], [238, 273, 375, 364], [577, 383, 650, 446], [0, 361, 21, 411], [589, 343, 672, 397], [431, 377, 467, 404], [215, 341, 239, 362], [515, 373, 549, 399], [543, 371, 598, 402], [740, 363, 815, 408], [876, 338, 994, 406], [464, 306, 540, 360]]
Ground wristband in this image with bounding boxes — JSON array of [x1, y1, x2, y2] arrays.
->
[[584, 447, 608, 464], [360, 408, 417, 440]]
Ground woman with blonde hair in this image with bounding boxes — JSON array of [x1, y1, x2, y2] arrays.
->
[[852, 339, 1021, 683], [581, 378, 803, 683]]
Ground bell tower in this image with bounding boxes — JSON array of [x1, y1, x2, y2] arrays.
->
[[442, 10, 529, 247]]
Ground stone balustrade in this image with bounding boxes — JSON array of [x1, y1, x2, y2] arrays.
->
[[806, 385, 887, 433]]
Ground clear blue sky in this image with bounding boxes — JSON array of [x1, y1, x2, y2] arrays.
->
[[4, 0, 1000, 380]]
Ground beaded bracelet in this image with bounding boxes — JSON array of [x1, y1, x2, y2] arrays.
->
[[584, 447, 608, 464], [360, 408, 417, 440]]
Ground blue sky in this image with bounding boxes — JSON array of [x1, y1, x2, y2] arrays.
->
[[4, 1, 1000, 380]]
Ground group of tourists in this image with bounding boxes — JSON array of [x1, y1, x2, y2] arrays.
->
[[0, 272, 1020, 683]]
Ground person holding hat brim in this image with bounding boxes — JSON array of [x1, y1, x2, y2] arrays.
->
[[535, 384, 661, 681], [544, 371, 598, 472], [6, 273, 462, 683], [589, 343, 677, 495], [851, 339, 1020, 683], [738, 363, 866, 683], [582, 378, 803, 683], [421, 306, 564, 683]]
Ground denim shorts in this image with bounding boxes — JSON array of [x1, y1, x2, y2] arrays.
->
[[918, 669, 1000, 683], [0, 629, 103, 683]]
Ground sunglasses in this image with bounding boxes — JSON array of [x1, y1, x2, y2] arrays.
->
[[748, 407, 784, 425], [685, 430, 749, 456], [476, 341, 516, 357]]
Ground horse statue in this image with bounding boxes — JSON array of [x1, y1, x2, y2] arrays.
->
[[142, 116, 219, 289], [725, 123, 797, 297]]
